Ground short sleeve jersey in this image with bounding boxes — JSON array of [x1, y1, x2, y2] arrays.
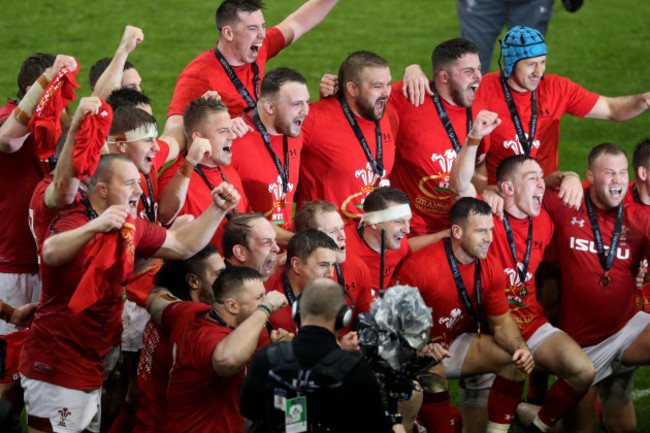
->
[[624, 182, 650, 313], [476, 72, 599, 182], [230, 116, 301, 230], [0, 101, 43, 273], [158, 155, 250, 254], [393, 241, 509, 346], [544, 188, 650, 346], [490, 210, 554, 339], [388, 81, 490, 235], [163, 303, 245, 433], [135, 303, 208, 432], [20, 204, 166, 389], [296, 97, 397, 221], [344, 222, 411, 298], [167, 28, 286, 119]]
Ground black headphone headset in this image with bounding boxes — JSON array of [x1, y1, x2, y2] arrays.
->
[[286, 274, 355, 330]]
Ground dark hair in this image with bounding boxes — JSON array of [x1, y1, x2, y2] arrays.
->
[[88, 154, 134, 192], [212, 265, 263, 302], [183, 97, 229, 141], [109, 105, 157, 136], [587, 142, 627, 169], [337, 51, 389, 96], [17, 53, 55, 99], [260, 67, 307, 101], [222, 213, 266, 259], [216, 0, 264, 30], [88, 57, 135, 90], [449, 197, 492, 228], [431, 38, 479, 76], [287, 229, 338, 263], [300, 278, 346, 322], [154, 245, 220, 301], [363, 186, 410, 213], [293, 200, 338, 232], [632, 138, 650, 172], [495, 155, 539, 183], [106, 88, 151, 111]]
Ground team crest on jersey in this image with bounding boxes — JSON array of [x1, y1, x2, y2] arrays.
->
[[57, 407, 72, 427], [439, 308, 463, 330], [341, 162, 386, 219], [418, 149, 456, 200], [504, 267, 530, 307], [267, 175, 294, 225], [503, 133, 540, 155]]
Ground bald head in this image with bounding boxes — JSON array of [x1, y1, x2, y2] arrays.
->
[[300, 278, 346, 325]]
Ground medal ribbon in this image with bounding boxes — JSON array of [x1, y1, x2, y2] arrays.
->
[[584, 188, 624, 274], [251, 108, 290, 195], [337, 94, 384, 178], [282, 272, 297, 306], [502, 213, 533, 285], [444, 238, 482, 324], [140, 174, 156, 223], [499, 74, 538, 156], [214, 48, 259, 110], [430, 83, 473, 153], [633, 184, 642, 204], [193, 162, 236, 219], [335, 263, 345, 287]]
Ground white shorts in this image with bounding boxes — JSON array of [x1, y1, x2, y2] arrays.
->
[[444, 333, 475, 379], [21, 374, 101, 433], [583, 311, 650, 385], [121, 299, 150, 352], [0, 272, 41, 335], [458, 323, 563, 392]]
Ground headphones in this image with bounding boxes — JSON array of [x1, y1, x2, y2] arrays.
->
[[291, 285, 355, 330]]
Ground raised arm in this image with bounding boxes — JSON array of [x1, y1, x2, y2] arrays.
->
[[275, 0, 339, 46], [45, 97, 103, 210], [157, 137, 212, 226], [449, 110, 501, 199], [92, 25, 144, 99], [401, 64, 433, 107], [212, 290, 287, 376], [0, 55, 77, 153], [154, 182, 240, 260], [544, 170, 583, 211], [42, 204, 131, 266], [586, 93, 650, 121]]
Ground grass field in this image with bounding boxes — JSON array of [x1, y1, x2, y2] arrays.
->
[[2, 0, 649, 431]]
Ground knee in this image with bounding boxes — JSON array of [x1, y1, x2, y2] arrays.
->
[[568, 357, 596, 391]]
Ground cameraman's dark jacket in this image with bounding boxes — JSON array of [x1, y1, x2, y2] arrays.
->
[[240, 325, 393, 432]]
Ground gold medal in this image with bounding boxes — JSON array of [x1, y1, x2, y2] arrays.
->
[[599, 273, 611, 287], [520, 286, 528, 298]]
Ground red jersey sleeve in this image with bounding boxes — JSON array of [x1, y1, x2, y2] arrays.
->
[[154, 139, 171, 171], [551, 75, 600, 118], [482, 256, 509, 317], [134, 218, 167, 258]]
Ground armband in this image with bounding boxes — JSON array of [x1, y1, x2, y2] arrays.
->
[[179, 158, 196, 179], [13, 73, 52, 125]]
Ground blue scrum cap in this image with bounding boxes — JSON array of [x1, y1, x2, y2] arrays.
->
[[500, 26, 547, 78]]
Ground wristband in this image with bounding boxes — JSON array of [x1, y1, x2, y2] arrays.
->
[[255, 302, 273, 319], [466, 136, 481, 147], [179, 159, 196, 178], [13, 73, 52, 125], [0, 301, 15, 323]]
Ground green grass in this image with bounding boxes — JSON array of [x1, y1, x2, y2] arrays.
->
[[1, 1, 649, 431]]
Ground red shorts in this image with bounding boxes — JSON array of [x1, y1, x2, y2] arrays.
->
[[1, 329, 29, 383]]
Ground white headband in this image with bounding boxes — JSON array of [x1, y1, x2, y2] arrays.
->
[[361, 203, 412, 225], [106, 123, 157, 144]]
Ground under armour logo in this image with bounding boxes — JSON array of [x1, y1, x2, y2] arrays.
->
[[289, 149, 298, 158], [382, 132, 392, 141], [571, 217, 585, 227]]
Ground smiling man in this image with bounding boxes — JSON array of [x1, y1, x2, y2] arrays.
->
[[158, 97, 250, 253], [473, 26, 650, 187], [166, 0, 338, 132], [297, 51, 397, 222]]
